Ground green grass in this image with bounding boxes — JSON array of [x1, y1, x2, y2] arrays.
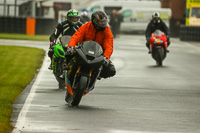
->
[[0, 34, 49, 41], [0, 45, 45, 133]]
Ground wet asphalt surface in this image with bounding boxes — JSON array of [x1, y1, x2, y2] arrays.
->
[[1, 35, 200, 133]]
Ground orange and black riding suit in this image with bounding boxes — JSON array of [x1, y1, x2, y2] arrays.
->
[[68, 21, 113, 59], [68, 21, 116, 78]]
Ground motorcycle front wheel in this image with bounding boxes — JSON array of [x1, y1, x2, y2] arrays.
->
[[155, 48, 164, 66], [71, 76, 88, 107], [54, 63, 65, 89], [156, 60, 162, 66]]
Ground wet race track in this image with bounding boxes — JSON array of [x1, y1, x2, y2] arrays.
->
[[1, 35, 200, 133]]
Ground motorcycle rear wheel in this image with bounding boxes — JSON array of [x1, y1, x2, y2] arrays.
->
[[71, 76, 88, 107]]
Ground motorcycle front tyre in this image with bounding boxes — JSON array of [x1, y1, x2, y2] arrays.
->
[[71, 76, 88, 107], [156, 48, 164, 66]]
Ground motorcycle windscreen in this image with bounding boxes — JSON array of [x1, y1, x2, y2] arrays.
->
[[60, 35, 72, 48], [75, 41, 104, 65], [153, 30, 162, 37], [81, 41, 103, 58]]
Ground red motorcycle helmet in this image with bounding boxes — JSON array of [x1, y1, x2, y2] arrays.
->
[[91, 11, 108, 30]]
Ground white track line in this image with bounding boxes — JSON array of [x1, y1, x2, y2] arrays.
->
[[12, 55, 48, 133]]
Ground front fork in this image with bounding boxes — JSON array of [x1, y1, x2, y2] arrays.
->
[[52, 55, 65, 76], [66, 66, 91, 96], [72, 67, 90, 91]]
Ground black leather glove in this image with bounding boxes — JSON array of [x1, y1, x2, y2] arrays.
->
[[49, 42, 55, 48], [67, 46, 75, 55], [104, 56, 110, 66]]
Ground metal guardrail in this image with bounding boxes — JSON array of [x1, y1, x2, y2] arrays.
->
[[0, 16, 54, 35], [180, 25, 200, 41]]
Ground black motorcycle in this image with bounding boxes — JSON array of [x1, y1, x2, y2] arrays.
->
[[65, 41, 105, 106]]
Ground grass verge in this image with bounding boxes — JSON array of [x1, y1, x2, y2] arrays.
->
[[0, 45, 45, 133], [0, 34, 49, 41]]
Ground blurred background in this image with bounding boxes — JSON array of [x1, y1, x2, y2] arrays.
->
[[0, 0, 199, 41]]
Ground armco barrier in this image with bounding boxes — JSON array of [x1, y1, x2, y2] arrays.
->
[[0, 17, 26, 34], [0, 17, 54, 35], [35, 18, 54, 35], [180, 25, 200, 41], [169, 18, 185, 37]]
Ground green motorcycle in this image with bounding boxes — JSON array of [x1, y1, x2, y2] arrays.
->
[[51, 35, 71, 89]]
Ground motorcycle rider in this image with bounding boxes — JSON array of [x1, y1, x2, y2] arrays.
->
[[80, 11, 90, 24], [48, 9, 83, 69], [67, 11, 116, 79], [145, 12, 170, 53]]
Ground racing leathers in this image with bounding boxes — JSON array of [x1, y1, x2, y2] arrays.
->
[[48, 20, 83, 61]]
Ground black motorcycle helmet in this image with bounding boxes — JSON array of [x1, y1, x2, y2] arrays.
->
[[66, 9, 80, 25], [91, 11, 108, 30]]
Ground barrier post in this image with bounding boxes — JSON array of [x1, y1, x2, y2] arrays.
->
[[26, 18, 35, 35]]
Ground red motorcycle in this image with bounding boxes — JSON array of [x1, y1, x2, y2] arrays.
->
[[150, 30, 168, 66]]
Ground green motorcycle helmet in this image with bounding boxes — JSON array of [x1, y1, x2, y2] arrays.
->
[[66, 9, 80, 25]]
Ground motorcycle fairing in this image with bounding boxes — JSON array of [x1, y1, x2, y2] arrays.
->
[[53, 43, 65, 58], [60, 35, 72, 49], [65, 73, 73, 96], [81, 41, 103, 57], [154, 39, 163, 44], [152, 45, 166, 61], [150, 31, 167, 50], [75, 41, 104, 66], [65, 41, 104, 96]]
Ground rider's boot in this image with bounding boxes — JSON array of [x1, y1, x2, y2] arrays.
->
[[48, 62, 52, 70], [97, 76, 102, 80], [59, 81, 65, 89], [148, 50, 152, 54]]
